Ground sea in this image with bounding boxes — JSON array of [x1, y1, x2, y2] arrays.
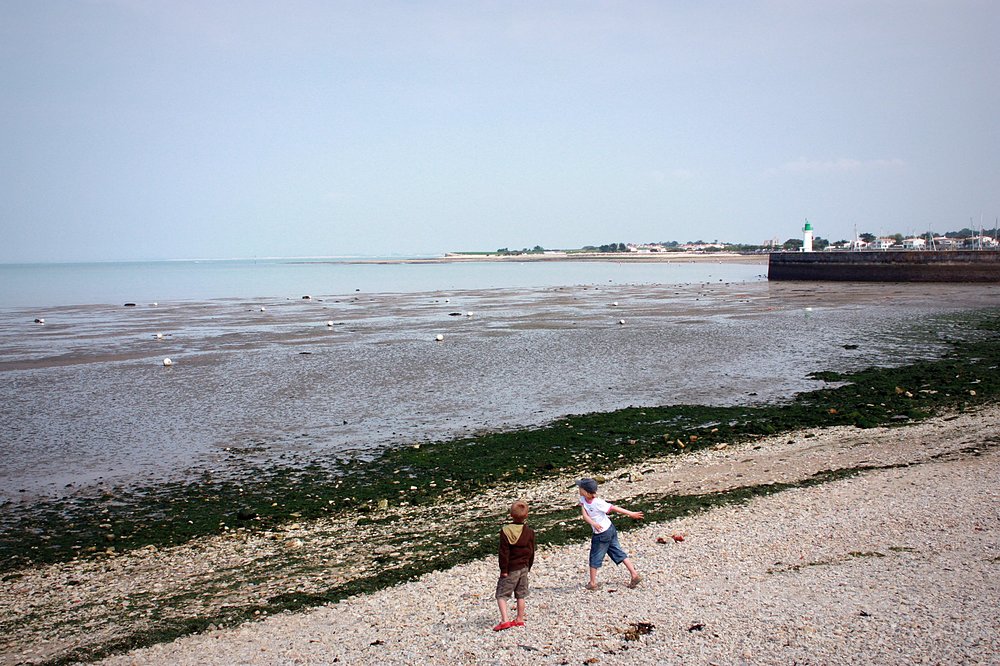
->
[[2, 257, 998, 502], [0, 257, 765, 309]]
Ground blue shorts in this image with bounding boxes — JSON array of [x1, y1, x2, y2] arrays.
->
[[589, 523, 628, 569]]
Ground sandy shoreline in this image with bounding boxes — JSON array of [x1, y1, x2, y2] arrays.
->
[[340, 252, 770, 265], [3, 405, 997, 665]]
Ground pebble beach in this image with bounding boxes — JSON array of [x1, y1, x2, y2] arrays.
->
[[72, 405, 999, 666]]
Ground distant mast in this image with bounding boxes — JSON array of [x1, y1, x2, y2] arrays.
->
[[802, 219, 814, 252]]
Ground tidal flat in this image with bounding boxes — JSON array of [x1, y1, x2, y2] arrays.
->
[[0, 295, 999, 663], [3, 279, 999, 502]]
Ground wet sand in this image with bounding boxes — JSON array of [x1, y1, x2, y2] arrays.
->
[[2, 280, 1000, 501]]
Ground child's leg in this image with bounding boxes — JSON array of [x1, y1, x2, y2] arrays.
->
[[588, 566, 599, 586], [496, 597, 510, 623], [515, 598, 526, 622], [622, 557, 639, 580]]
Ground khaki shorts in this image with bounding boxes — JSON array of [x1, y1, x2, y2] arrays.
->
[[495, 567, 530, 600]]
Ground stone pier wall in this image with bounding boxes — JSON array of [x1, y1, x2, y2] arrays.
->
[[768, 250, 1000, 282]]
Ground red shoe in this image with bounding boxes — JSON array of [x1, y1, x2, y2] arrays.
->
[[512, 620, 525, 627], [493, 621, 514, 632]]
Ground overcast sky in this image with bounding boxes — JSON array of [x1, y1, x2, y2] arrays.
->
[[1, 1, 997, 262]]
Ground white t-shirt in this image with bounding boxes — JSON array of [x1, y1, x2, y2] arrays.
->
[[580, 495, 613, 533]]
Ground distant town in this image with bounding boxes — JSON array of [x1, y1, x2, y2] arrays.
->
[[480, 225, 1000, 256]]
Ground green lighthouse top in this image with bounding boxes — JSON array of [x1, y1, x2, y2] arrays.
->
[[803, 220, 813, 231]]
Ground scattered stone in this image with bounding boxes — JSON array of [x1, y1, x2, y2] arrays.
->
[[162, 358, 173, 367], [435, 334, 444, 342]]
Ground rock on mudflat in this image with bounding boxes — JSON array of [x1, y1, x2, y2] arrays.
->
[[162, 358, 173, 367]]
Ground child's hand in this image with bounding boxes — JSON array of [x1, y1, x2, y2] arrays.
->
[[631, 511, 644, 520]]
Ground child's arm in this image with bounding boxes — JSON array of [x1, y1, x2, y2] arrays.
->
[[609, 505, 644, 520], [498, 533, 510, 577]]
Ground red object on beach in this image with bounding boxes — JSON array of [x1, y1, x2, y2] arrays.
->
[[493, 621, 514, 632], [672, 533, 685, 542], [656, 536, 668, 544]]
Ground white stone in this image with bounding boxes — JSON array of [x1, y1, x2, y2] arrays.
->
[[435, 334, 444, 342], [162, 358, 173, 367]]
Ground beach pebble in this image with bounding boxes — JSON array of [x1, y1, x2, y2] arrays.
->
[[618, 319, 626, 325], [326, 321, 334, 327], [435, 334, 444, 342], [612, 302, 619, 307], [465, 311, 474, 317], [34, 318, 45, 324], [260, 306, 266, 312], [162, 358, 173, 367]]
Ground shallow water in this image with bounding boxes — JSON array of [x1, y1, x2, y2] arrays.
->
[[2, 278, 998, 501]]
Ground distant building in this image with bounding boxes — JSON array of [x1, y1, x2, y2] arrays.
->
[[965, 235, 999, 248], [872, 238, 895, 250], [626, 243, 667, 253], [902, 237, 926, 249]]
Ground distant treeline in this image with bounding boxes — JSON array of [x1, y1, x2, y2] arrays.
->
[[491, 228, 999, 255]]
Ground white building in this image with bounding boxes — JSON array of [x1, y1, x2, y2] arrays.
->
[[902, 237, 926, 249]]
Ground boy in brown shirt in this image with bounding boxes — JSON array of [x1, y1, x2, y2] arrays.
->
[[494, 499, 536, 631]]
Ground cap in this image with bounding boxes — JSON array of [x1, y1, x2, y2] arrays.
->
[[576, 478, 599, 494]]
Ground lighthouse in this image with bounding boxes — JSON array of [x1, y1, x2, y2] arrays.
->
[[802, 220, 814, 252]]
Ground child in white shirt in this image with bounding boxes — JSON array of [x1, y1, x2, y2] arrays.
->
[[577, 477, 643, 590]]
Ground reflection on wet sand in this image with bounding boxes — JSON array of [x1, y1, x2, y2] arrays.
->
[[1, 280, 998, 500]]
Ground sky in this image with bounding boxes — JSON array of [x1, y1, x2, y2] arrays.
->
[[1, 1, 998, 262]]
